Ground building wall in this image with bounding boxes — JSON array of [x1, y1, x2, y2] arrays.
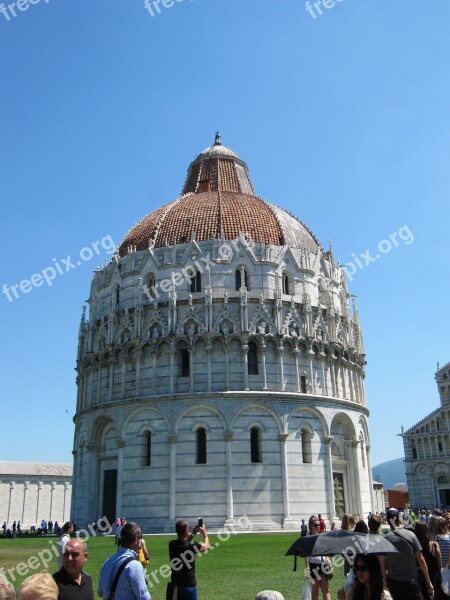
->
[[0, 478, 72, 528]]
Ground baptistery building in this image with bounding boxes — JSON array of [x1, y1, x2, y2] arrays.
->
[[71, 135, 373, 531]]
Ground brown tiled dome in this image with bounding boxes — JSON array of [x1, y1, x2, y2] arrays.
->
[[118, 135, 320, 257]]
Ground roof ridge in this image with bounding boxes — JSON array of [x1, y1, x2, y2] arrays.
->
[[404, 406, 442, 434]]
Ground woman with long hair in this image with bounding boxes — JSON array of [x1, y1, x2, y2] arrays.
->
[[340, 554, 392, 600], [414, 521, 442, 600], [304, 515, 331, 600]]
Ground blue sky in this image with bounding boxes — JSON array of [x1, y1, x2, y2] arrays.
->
[[1, 0, 449, 469]]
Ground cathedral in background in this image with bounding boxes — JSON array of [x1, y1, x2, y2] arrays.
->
[[71, 135, 373, 531], [403, 363, 450, 509]]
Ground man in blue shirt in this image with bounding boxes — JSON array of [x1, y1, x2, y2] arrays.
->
[[98, 522, 150, 600]]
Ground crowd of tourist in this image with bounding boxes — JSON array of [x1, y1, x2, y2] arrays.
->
[[0, 508, 449, 600]]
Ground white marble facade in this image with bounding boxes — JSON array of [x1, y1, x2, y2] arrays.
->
[[0, 462, 72, 529], [71, 139, 374, 531], [403, 362, 450, 509]]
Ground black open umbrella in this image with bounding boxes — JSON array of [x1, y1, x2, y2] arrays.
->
[[286, 530, 399, 558]]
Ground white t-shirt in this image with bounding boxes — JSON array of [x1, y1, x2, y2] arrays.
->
[[57, 533, 71, 569]]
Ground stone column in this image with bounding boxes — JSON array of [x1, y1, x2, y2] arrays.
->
[[22, 482, 29, 523], [242, 345, 249, 391], [86, 445, 99, 520], [169, 436, 177, 521], [121, 362, 126, 398], [82, 374, 88, 408], [108, 362, 114, 402], [152, 352, 157, 394], [261, 345, 268, 391], [321, 358, 328, 395], [71, 450, 78, 519], [49, 482, 56, 520], [7, 482, 14, 524], [169, 351, 175, 394], [309, 355, 315, 393], [294, 348, 300, 392], [279, 434, 295, 528], [76, 376, 81, 412], [36, 482, 43, 523], [135, 357, 141, 396], [63, 482, 70, 522], [341, 364, 347, 399], [350, 440, 363, 517], [97, 367, 102, 404], [189, 349, 194, 393], [224, 433, 234, 522], [206, 345, 212, 392], [365, 445, 375, 511], [324, 437, 336, 522], [330, 360, 336, 397], [224, 347, 230, 391], [348, 366, 354, 401], [278, 345, 285, 391], [116, 440, 126, 518]]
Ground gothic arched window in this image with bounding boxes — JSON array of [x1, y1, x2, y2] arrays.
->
[[190, 271, 201, 293], [144, 273, 155, 300], [196, 428, 207, 464], [282, 273, 290, 295], [248, 341, 258, 375], [115, 284, 120, 309], [143, 431, 152, 467], [235, 268, 249, 291], [301, 429, 312, 464], [300, 375, 307, 394], [250, 427, 262, 463], [359, 433, 366, 468], [180, 349, 189, 377]]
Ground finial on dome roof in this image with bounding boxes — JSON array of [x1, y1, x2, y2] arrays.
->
[[214, 131, 221, 146]]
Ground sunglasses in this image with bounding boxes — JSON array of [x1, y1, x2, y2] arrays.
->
[[354, 564, 368, 572]]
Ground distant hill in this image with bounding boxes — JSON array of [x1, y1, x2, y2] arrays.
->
[[372, 457, 406, 490]]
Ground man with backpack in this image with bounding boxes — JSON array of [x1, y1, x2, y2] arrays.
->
[[98, 522, 150, 600], [385, 508, 434, 600]]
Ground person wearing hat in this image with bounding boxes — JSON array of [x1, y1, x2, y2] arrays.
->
[[384, 508, 434, 600]]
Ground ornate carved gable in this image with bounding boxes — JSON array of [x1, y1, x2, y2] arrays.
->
[[142, 305, 168, 339], [249, 304, 277, 335], [282, 306, 306, 337], [212, 301, 240, 334], [313, 313, 329, 342], [176, 304, 207, 336]]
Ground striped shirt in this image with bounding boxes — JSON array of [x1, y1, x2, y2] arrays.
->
[[437, 534, 450, 568]]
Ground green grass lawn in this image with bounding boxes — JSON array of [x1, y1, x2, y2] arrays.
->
[[0, 534, 346, 599]]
